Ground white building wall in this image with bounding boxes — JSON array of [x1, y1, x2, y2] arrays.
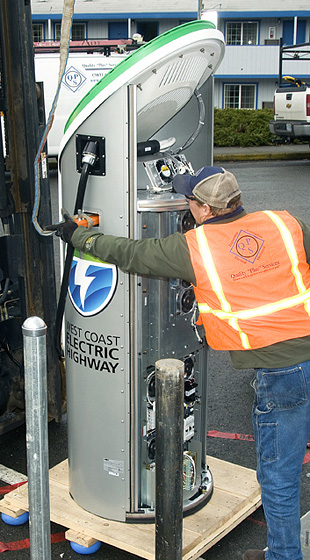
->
[[203, 0, 310, 11], [86, 21, 109, 39], [216, 46, 279, 77], [259, 19, 281, 44], [31, 1, 310, 110], [216, 45, 310, 80], [213, 6, 310, 109], [258, 80, 278, 105], [84, 19, 185, 39], [31, 0, 198, 15], [217, 16, 310, 47]]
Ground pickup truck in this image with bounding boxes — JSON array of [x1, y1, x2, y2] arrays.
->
[[269, 77, 310, 141], [269, 41, 310, 142]]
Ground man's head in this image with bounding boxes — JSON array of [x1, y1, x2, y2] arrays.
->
[[173, 166, 242, 224]]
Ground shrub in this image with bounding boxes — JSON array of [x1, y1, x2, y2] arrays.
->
[[214, 108, 274, 147]]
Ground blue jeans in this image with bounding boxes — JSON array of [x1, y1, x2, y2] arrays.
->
[[252, 361, 310, 560]]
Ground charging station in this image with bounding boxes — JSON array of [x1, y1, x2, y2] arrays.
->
[[58, 20, 225, 522]]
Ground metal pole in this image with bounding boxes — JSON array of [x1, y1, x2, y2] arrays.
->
[[279, 37, 283, 86], [155, 358, 184, 560], [128, 83, 139, 514], [22, 317, 51, 560], [205, 76, 215, 165]]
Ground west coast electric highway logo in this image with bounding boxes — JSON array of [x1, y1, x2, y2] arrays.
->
[[68, 256, 118, 317]]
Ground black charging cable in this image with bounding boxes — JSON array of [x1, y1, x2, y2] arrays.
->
[[55, 141, 98, 357]]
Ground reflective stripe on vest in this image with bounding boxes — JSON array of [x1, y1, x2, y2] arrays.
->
[[195, 225, 250, 349], [195, 211, 310, 350], [264, 210, 310, 316]]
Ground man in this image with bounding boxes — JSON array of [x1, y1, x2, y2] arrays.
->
[[53, 166, 310, 560]]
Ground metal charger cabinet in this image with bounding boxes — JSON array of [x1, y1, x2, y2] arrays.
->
[[58, 21, 225, 522]]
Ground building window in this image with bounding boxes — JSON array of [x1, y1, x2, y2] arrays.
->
[[71, 23, 86, 41], [32, 23, 44, 42], [224, 84, 256, 109], [55, 22, 86, 41], [226, 21, 258, 45]]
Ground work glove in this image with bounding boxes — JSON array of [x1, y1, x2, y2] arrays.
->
[[44, 209, 78, 245]]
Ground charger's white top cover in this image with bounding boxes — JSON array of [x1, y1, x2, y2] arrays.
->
[[59, 21, 225, 154]]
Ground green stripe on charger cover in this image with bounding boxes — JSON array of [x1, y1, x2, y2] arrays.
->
[[64, 20, 215, 132]]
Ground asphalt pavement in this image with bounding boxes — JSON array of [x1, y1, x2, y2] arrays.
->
[[1, 148, 310, 560]]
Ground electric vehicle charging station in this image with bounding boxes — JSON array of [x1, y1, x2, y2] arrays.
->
[[58, 20, 225, 522]]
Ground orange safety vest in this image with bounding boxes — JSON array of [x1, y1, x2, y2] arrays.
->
[[185, 210, 310, 351]]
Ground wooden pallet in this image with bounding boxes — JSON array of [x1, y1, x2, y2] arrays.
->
[[0, 456, 261, 560]]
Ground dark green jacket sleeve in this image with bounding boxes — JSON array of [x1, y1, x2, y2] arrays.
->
[[71, 226, 196, 284], [296, 218, 310, 264]]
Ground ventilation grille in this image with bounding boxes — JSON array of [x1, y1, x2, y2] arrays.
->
[[138, 87, 192, 117], [159, 55, 206, 88]]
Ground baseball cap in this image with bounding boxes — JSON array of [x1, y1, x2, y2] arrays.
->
[[173, 166, 241, 209]]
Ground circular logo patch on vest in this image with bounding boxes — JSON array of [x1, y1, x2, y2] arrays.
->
[[68, 255, 118, 317], [230, 229, 264, 264]]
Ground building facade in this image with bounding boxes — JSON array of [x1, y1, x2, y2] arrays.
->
[[30, 0, 199, 43], [212, 1, 310, 109], [31, 0, 310, 109]]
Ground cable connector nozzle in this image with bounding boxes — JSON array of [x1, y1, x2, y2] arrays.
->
[[82, 141, 98, 166]]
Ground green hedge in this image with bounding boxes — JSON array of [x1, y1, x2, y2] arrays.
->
[[214, 108, 274, 147]]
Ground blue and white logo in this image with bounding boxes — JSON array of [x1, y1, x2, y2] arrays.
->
[[62, 66, 86, 92], [68, 256, 118, 317]]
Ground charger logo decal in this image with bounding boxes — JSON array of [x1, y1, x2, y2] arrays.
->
[[68, 255, 118, 317]]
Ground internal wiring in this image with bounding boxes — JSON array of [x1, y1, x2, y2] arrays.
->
[[183, 452, 196, 491], [0, 278, 10, 305], [190, 302, 204, 344], [146, 370, 156, 405]]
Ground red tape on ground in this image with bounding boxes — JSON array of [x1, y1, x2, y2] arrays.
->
[[0, 481, 27, 495], [207, 430, 310, 464], [0, 532, 65, 553], [0, 538, 30, 553], [247, 516, 267, 527], [303, 452, 310, 465], [207, 430, 255, 441], [0, 480, 65, 553]]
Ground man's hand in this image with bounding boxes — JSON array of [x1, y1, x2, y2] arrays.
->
[[44, 209, 78, 245]]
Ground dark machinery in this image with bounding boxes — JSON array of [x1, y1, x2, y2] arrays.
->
[[0, 0, 62, 433]]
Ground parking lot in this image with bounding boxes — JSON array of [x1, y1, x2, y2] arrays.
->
[[1, 158, 310, 559]]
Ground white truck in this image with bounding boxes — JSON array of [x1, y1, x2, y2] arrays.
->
[[269, 42, 310, 142], [34, 41, 130, 155]]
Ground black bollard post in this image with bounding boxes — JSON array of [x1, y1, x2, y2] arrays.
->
[[155, 358, 184, 560]]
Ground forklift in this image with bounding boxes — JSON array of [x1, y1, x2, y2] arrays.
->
[[0, 0, 62, 434]]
